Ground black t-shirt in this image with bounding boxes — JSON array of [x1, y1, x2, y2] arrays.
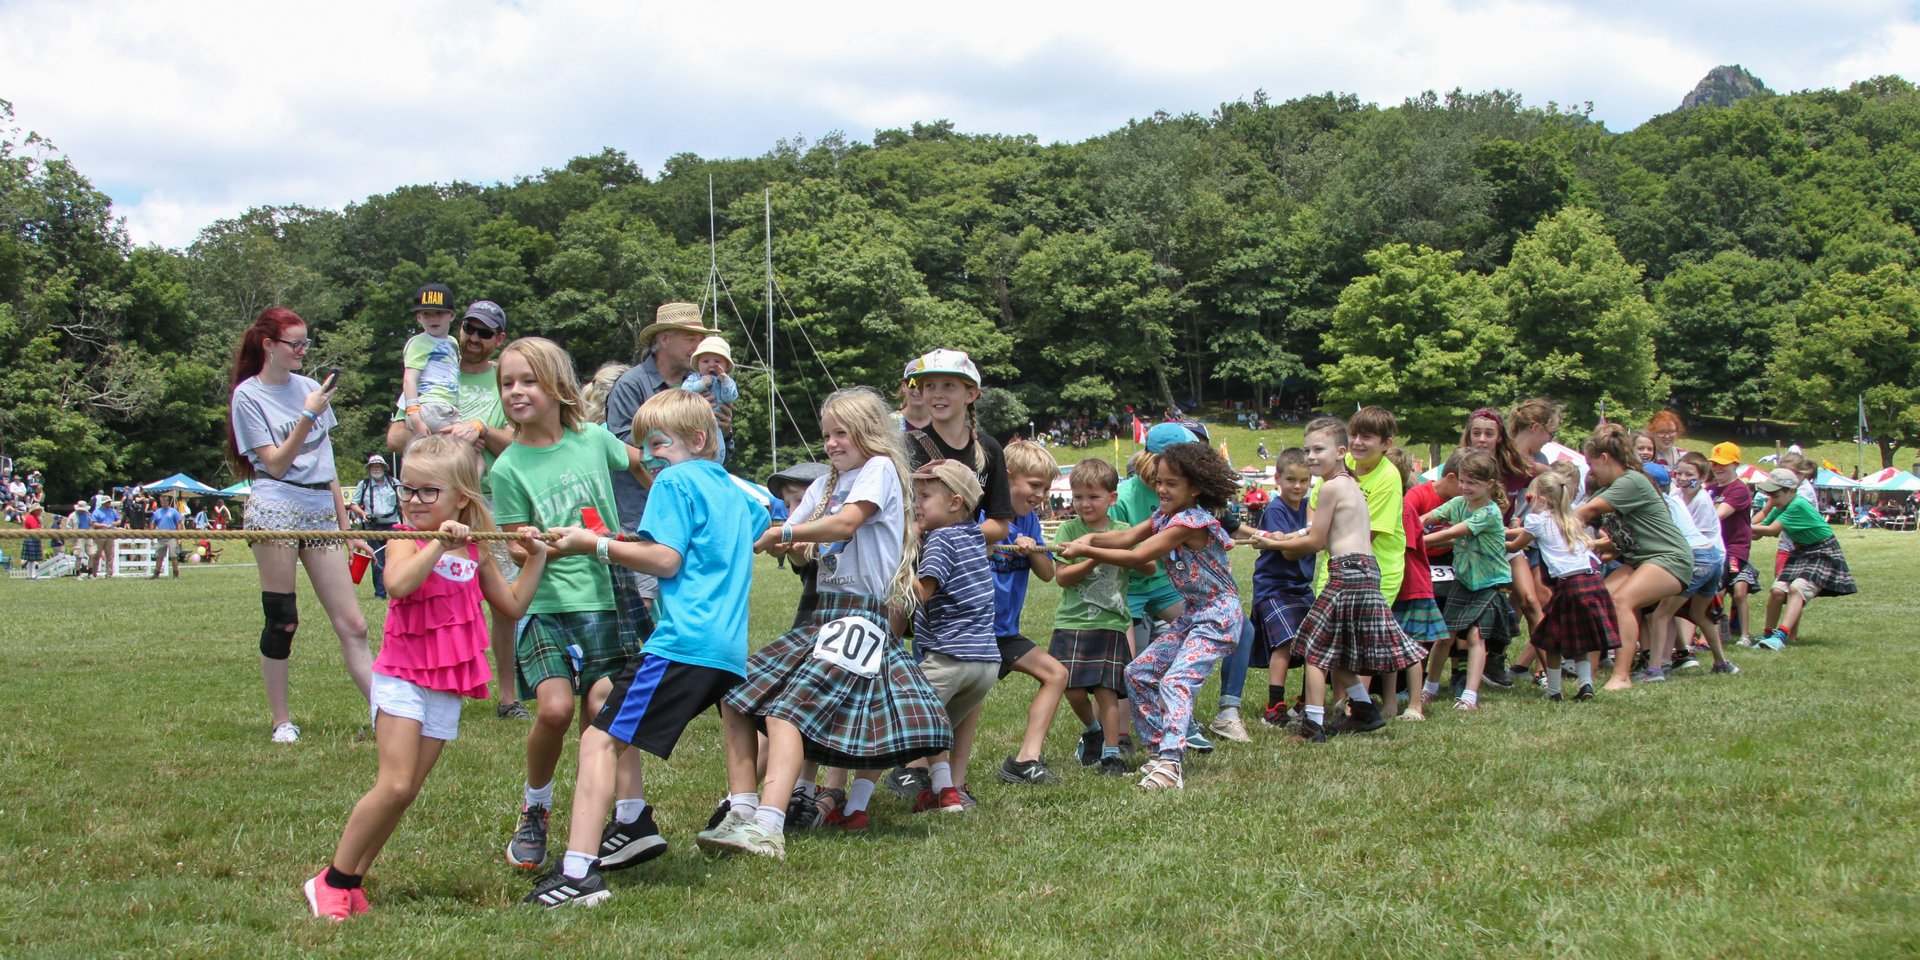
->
[[905, 428, 1015, 522]]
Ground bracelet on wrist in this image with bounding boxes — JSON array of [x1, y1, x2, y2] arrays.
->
[[595, 536, 612, 565], [780, 522, 795, 544], [301, 408, 319, 422]]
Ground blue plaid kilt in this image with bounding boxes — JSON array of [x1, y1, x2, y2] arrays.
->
[[1393, 598, 1449, 645], [723, 592, 953, 769], [1249, 590, 1312, 669]]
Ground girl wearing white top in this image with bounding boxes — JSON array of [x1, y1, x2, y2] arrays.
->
[[1509, 471, 1616, 701]]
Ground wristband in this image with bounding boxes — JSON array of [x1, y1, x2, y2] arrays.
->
[[301, 408, 319, 422], [781, 523, 795, 544], [595, 536, 612, 565], [469, 419, 487, 435], [405, 405, 422, 415]]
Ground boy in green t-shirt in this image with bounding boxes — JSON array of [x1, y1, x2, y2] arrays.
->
[[1049, 458, 1152, 776], [1751, 467, 1857, 649]]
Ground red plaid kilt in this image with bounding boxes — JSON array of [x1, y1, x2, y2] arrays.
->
[[723, 592, 952, 769], [1533, 570, 1620, 657], [1297, 554, 1425, 676], [1778, 536, 1857, 598]]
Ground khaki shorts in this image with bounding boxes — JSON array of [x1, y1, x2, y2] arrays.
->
[[1772, 578, 1818, 602], [918, 651, 999, 727]]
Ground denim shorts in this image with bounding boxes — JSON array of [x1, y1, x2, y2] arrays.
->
[[1683, 547, 1725, 597]]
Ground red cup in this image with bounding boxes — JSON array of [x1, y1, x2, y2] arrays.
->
[[581, 507, 610, 536], [349, 550, 371, 584]]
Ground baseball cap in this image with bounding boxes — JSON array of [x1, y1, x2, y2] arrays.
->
[[906, 349, 980, 387], [1145, 422, 1198, 453], [766, 462, 829, 496], [1755, 467, 1798, 493], [912, 459, 984, 512], [1708, 442, 1742, 466], [1176, 416, 1211, 443], [411, 283, 455, 313], [461, 299, 506, 331], [1643, 462, 1671, 489]]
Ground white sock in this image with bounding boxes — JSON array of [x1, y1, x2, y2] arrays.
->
[[1346, 682, 1372, 704], [1461, 689, 1479, 706], [930, 761, 954, 792], [1546, 670, 1564, 695], [727, 792, 758, 820], [1305, 705, 1326, 725], [1575, 660, 1594, 685], [754, 804, 786, 834], [524, 781, 554, 808], [794, 778, 815, 798], [614, 798, 647, 824], [845, 778, 877, 814], [562, 850, 596, 880], [1423, 681, 1440, 697]]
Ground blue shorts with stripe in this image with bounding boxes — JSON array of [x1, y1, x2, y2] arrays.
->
[[590, 653, 741, 760]]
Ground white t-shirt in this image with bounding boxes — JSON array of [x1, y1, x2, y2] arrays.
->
[[231, 374, 339, 509], [793, 456, 905, 598], [1522, 510, 1599, 579], [1663, 493, 1712, 550], [1675, 487, 1725, 552]]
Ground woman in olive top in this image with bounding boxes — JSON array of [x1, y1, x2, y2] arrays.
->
[[1575, 424, 1693, 692]]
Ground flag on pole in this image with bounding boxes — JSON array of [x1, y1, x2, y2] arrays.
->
[[1132, 415, 1146, 444], [1219, 441, 1231, 467]]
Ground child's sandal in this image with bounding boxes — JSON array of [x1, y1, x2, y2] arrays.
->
[[1138, 760, 1183, 790]]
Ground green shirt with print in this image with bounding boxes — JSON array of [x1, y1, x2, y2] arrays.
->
[[489, 424, 631, 615], [1435, 497, 1513, 591], [1762, 496, 1832, 546], [1052, 517, 1133, 632]]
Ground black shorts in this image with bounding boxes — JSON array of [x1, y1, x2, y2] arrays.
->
[[591, 653, 740, 760], [995, 634, 1039, 679]]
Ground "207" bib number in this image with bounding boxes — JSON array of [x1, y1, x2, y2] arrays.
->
[[812, 615, 887, 678]]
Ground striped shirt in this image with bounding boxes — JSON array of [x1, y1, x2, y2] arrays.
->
[[914, 521, 998, 661]]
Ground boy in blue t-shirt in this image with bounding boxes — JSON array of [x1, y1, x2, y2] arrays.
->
[[1244, 448, 1317, 726], [980, 441, 1066, 788], [529, 391, 766, 908]]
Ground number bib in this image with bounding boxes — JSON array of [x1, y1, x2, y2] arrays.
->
[[812, 615, 888, 679], [1430, 565, 1456, 583]]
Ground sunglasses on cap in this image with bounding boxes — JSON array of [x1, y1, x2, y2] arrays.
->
[[462, 322, 500, 339]]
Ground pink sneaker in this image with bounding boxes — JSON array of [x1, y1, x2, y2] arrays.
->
[[303, 871, 352, 921], [349, 887, 369, 916]]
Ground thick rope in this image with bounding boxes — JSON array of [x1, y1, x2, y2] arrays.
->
[[0, 528, 637, 543]]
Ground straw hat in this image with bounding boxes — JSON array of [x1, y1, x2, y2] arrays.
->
[[638, 302, 719, 349]]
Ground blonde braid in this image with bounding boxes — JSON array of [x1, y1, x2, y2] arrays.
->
[[966, 403, 986, 471]]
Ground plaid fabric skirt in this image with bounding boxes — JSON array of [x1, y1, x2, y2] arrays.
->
[[1779, 536, 1858, 598], [516, 608, 642, 701], [1533, 571, 1620, 657], [1393, 598, 1449, 645], [20, 537, 42, 561], [609, 564, 657, 651], [1296, 554, 1425, 676], [723, 592, 952, 769], [1443, 584, 1508, 636], [1249, 590, 1312, 668], [1049, 628, 1130, 693]]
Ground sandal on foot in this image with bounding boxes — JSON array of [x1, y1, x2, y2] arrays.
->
[[1138, 760, 1183, 790]]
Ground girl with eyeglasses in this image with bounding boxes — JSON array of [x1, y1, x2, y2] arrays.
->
[[225, 306, 373, 744]]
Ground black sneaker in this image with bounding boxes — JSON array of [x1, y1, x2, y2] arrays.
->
[[1547, 692, 1564, 702], [1328, 699, 1386, 736], [523, 867, 609, 908], [997, 755, 1060, 786], [884, 766, 930, 801], [1097, 755, 1128, 777], [705, 797, 730, 831], [597, 806, 666, 870], [1116, 734, 1134, 756], [1287, 719, 1327, 744], [1574, 683, 1595, 702], [1077, 728, 1103, 766], [1482, 655, 1514, 689], [785, 786, 823, 832], [507, 803, 549, 869]]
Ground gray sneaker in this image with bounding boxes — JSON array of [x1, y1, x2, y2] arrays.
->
[[507, 804, 550, 869], [997, 755, 1060, 786], [496, 700, 531, 720], [1710, 660, 1740, 675], [883, 766, 930, 801]]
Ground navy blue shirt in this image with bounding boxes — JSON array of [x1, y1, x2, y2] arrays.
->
[[915, 521, 997, 661], [1252, 496, 1313, 597]]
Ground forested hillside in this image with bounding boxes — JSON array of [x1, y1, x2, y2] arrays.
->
[[6, 73, 1920, 499]]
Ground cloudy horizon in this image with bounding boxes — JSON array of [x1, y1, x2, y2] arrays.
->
[[4, 0, 1916, 250]]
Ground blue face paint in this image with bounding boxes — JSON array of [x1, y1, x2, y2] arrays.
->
[[640, 430, 674, 474]]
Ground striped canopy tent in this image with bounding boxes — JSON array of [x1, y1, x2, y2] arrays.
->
[[141, 473, 223, 496], [1814, 467, 1861, 489], [1734, 464, 1771, 484], [1861, 468, 1920, 492]]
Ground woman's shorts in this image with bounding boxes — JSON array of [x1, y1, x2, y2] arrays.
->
[[245, 495, 344, 551]]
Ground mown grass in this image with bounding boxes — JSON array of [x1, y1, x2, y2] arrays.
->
[[1, 532, 1917, 958]]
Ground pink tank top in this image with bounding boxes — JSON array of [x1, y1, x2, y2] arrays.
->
[[373, 529, 493, 698]]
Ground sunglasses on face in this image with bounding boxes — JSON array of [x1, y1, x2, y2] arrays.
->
[[463, 323, 500, 339]]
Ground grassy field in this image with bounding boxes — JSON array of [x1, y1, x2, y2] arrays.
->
[[2, 532, 1918, 958]]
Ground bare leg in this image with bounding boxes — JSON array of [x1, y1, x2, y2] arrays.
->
[[1779, 590, 1811, 637], [758, 718, 806, 808], [1683, 594, 1729, 666], [490, 610, 519, 710], [1605, 564, 1685, 690], [1094, 688, 1123, 748], [1381, 670, 1399, 719], [254, 543, 298, 728], [1065, 687, 1096, 727], [565, 727, 623, 861], [1462, 629, 1487, 698], [1401, 660, 1426, 720], [300, 544, 372, 701], [1011, 649, 1069, 763], [948, 704, 982, 788], [336, 712, 446, 876], [720, 705, 761, 796], [526, 678, 576, 791]]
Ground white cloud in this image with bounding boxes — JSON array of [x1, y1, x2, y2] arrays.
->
[[1, 0, 1914, 248]]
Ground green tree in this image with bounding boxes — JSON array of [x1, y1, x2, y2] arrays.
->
[[1319, 243, 1514, 446], [1769, 264, 1920, 468], [1652, 252, 1804, 422]]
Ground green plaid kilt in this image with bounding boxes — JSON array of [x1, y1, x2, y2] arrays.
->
[[516, 607, 643, 701], [723, 592, 952, 769]]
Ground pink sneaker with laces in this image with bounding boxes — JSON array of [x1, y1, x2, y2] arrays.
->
[[303, 871, 353, 921]]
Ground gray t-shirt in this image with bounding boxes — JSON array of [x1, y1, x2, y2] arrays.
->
[[792, 457, 905, 599], [604, 355, 672, 536], [232, 375, 339, 492]]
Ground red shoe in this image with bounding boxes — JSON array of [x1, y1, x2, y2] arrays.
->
[[912, 788, 939, 814], [827, 808, 869, 830], [348, 888, 370, 916], [303, 871, 352, 922], [936, 787, 966, 813]]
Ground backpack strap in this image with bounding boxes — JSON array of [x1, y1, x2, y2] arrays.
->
[[906, 429, 944, 466]]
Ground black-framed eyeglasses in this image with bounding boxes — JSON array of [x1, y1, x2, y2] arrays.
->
[[462, 322, 500, 339], [274, 337, 313, 350], [395, 484, 442, 504]]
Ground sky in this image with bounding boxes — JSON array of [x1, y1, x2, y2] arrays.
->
[[3, 0, 1917, 249]]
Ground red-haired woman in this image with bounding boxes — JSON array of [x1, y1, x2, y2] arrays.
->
[[1646, 411, 1687, 467], [226, 307, 371, 743]]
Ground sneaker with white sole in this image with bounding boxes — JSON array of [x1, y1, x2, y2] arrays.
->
[[883, 766, 929, 801], [1756, 630, 1787, 651], [507, 803, 550, 869], [696, 811, 755, 855], [271, 722, 301, 744], [596, 806, 666, 870], [496, 700, 531, 720], [523, 867, 609, 908], [708, 821, 785, 859], [1711, 660, 1740, 675], [1208, 714, 1252, 743], [303, 871, 352, 921], [997, 756, 1060, 786]]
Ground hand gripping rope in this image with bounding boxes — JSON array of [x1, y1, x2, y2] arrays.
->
[[0, 529, 640, 544]]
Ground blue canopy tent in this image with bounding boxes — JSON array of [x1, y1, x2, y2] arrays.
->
[[142, 473, 223, 497]]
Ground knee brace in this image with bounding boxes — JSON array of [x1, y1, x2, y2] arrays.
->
[[260, 591, 298, 660]]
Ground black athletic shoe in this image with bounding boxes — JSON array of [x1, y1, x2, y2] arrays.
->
[[705, 797, 730, 831], [523, 867, 609, 908], [507, 804, 549, 870], [883, 766, 930, 801], [1116, 733, 1134, 756], [1574, 683, 1595, 702], [1482, 654, 1514, 689], [1077, 728, 1104, 766], [1329, 699, 1387, 736], [785, 786, 823, 832], [997, 755, 1061, 786], [1097, 755, 1129, 777], [1287, 719, 1327, 744], [597, 806, 666, 870], [1547, 692, 1564, 702]]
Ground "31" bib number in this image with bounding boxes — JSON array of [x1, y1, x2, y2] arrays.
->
[[812, 615, 887, 678]]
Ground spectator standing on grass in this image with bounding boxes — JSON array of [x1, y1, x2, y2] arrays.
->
[[91, 499, 124, 576], [20, 503, 44, 576], [150, 497, 184, 579], [348, 455, 402, 600]]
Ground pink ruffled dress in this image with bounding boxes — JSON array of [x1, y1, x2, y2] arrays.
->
[[372, 528, 493, 699]]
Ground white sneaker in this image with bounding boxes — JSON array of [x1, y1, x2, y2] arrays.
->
[[695, 811, 754, 856], [271, 722, 301, 743], [729, 822, 786, 859], [1207, 714, 1252, 743]]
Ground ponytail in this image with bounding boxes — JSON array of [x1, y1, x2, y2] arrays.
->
[[1582, 423, 1647, 479], [965, 403, 986, 472]]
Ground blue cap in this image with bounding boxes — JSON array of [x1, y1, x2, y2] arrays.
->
[[1145, 422, 1198, 453], [1175, 417, 1210, 443], [1644, 462, 1670, 490]]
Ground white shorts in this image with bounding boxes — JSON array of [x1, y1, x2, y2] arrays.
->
[[370, 672, 464, 741]]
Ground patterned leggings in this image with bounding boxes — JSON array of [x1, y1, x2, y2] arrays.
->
[[1126, 608, 1242, 760]]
